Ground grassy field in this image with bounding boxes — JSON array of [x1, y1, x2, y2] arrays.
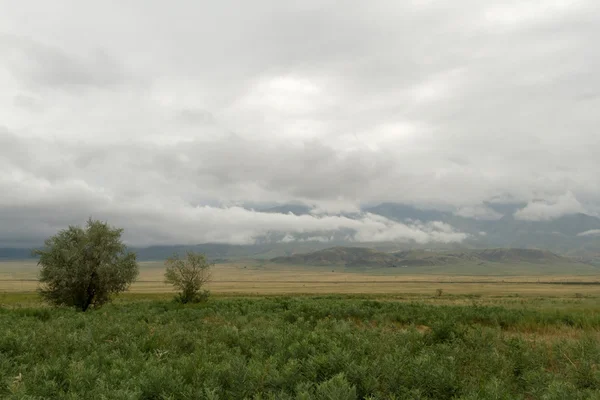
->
[[2, 260, 600, 296], [2, 260, 600, 398], [2, 294, 600, 399]]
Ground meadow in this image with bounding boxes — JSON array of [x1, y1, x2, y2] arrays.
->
[[2, 294, 600, 399], [2, 260, 600, 296], [1, 260, 600, 399]]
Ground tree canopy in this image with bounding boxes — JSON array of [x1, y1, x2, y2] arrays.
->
[[164, 251, 212, 303], [34, 218, 138, 311]]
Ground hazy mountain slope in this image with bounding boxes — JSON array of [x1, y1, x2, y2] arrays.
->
[[271, 247, 399, 267], [364, 203, 600, 252], [0, 248, 35, 260], [364, 203, 447, 222], [259, 204, 312, 215], [3, 202, 600, 261], [272, 246, 584, 268]]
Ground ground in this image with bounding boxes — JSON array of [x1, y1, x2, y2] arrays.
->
[[1, 260, 600, 399], [1, 259, 600, 296]]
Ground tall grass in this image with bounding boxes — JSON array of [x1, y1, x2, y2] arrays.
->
[[1, 296, 599, 399]]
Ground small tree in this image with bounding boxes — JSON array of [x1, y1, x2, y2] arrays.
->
[[33, 218, 138, 311], [164, 251, 212, 303]]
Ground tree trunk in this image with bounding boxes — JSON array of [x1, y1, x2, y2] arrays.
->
[[82, 271, 97, 312]]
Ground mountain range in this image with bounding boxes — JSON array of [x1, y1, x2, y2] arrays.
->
[[259, 202, 600, 257], [1, 202, 599, 262], [270, 247, 575, 268]]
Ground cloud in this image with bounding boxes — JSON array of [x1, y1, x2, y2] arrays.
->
[[12, 94, 44, 112], [0, 129, 468, 246], [482, 0, 586, 30], [0, 34, 128, 90], [577, 229, 600, 237], [514, 192, 586, 221], [0, 200, 469, 247], [454, 205, 503, 220], [351, 215, 469, 244], [1, 1, 600, 245], [279, 234, 333, 243]]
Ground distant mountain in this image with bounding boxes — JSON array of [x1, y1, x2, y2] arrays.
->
[[259, 204, 312, 215], [363, 203, 600, 252], [474, 248, 564, 263], [2, 202, 600, 262], [271, 246, 581, 268], [364, 203, 447, 222], [0, 248, 35, 260], [271, 247, 399, 267], [131, 242, 341, 261]]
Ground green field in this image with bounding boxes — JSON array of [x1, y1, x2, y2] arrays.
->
[[2, 260, 600, 296], [2, 294, 600, 399], [2, 260, 600, 398]]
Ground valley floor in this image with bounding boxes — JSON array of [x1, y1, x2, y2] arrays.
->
[[2, 260, 600, 297], [2, 260, 600, 398], [1, 294, 600, 399]]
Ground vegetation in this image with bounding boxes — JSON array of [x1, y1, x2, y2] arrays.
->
[[1, 295, 600, 399], [33, 218, 138, 311], [164, 251, 212, 303], [271, 247, 399, 267], [271, 247, 582, 268]]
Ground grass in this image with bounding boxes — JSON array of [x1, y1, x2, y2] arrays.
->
[[2, 260, 600, 398], [2, 260, 600, 296], [2, 295, 600, 399]]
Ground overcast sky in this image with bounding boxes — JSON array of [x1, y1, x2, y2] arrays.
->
[[1, 0, 599, 246]]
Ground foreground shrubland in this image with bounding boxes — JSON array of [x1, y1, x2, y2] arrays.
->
[[1, 296, 600, 399]]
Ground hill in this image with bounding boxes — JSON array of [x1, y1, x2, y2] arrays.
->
[[0, 248, 35, 260], [271, 247, 399, 267], [474, 248, 564, 263], [363, 203, 600, 253], [271, 246, 582, 268]]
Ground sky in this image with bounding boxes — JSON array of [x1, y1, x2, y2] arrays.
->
[[1, 0, 599, 246]]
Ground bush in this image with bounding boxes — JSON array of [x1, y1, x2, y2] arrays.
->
[[316, 373, 357, 400], [33, 218, 138, 311], [2, 297, 600, 398], [164, 251, 212, 303]]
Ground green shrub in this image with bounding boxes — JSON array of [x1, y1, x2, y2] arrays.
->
[[164, 252, 212, 304], [33, 218, 138, 311], [1, 296, 599, 398]]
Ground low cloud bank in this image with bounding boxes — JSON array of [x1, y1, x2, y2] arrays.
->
[[577, 229, 600, 237], [514, 192, 586, 221]]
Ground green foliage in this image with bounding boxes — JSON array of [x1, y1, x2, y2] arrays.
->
[[1, 296, 600, 398], [164, 251, 212, 303], [33, 218, 138, 311], [315, 373, 356, 399]]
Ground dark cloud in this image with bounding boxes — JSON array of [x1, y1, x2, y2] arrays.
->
[[0, 0, 599, 245], [12, 94, 44, 112], [176, 109, 216, 125], [1, 34, 128, 90]]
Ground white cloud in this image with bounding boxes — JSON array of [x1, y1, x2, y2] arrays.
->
[[577, 229, 600, 237], [514, 192, 586, 221], [454, 205, 503, 220], [352, 214, 468, 244], [1, 1, 600, 246], [482, 0, 586, 29], [308, 199, 361, 215], [2, 201, 470, 247], [280, 234, 332, 243]]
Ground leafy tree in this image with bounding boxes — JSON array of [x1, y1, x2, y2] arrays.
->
[[33, 218, 138, 311], [164, 251, 212, 303]]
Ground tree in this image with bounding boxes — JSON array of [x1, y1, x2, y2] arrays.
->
[[33, 218, 138, 311], [164, 251, 212, 303]]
